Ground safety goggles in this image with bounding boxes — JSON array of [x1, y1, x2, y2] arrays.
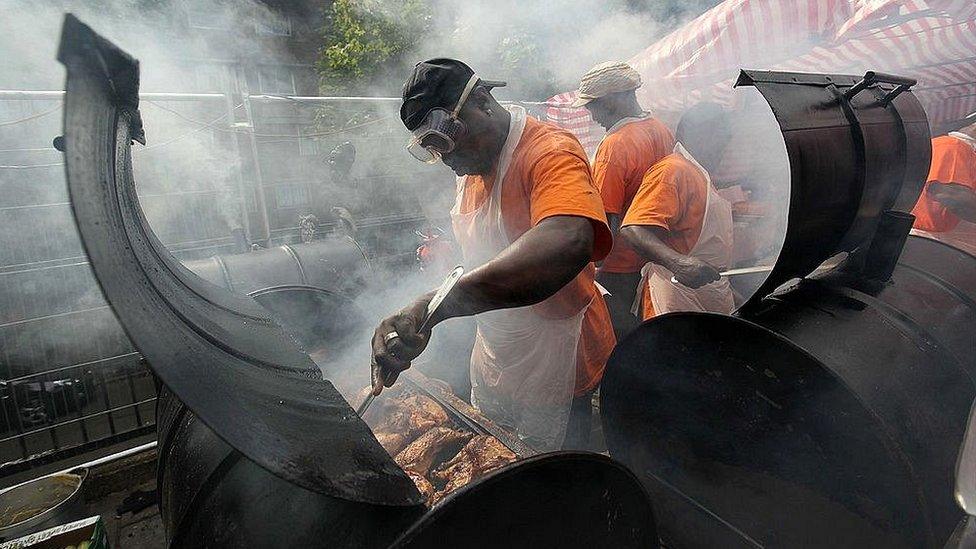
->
[[407, 74, 481, 164]]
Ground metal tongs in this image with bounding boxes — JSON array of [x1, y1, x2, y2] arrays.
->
[[668, 259, 844, 285], [670, 264, 774, 285], [356, 265, 464, 416]]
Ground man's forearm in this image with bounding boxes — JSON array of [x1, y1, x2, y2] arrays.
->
[[430, 216, 594, 324], [930, 183, 976, 222], [619, 224, 682, 270], [939, 185, 976, 221], [951, 203, 976, 222]]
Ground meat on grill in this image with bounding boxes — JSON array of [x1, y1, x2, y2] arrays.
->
[[394, 427, 472, 475], [365, 386, 520, 506], [407, 470, 436, 501], [375, 432, 409, 456], [430, 435, 517, 504], [375, 393, 451, 438]]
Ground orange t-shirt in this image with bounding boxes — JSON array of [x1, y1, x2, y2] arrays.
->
[[457, 116, 615, 395], [593, 117, 675, 273], [912, 135, 976, 232], [621, 153, 709, 320]]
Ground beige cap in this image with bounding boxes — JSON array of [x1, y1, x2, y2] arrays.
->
[[571, 61, 642, 107]]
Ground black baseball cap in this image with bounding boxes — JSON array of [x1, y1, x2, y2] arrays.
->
[[400, 58, 506, 131]]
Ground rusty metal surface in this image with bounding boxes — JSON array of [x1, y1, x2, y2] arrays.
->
[[57, 14, 421, 506]]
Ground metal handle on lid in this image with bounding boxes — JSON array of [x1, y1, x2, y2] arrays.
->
[[843, 71, 917, 102]]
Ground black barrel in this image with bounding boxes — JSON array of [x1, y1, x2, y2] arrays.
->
[[183, 239, 370, 297], [731, 69, 931, 311], [0, 240, 369, 383], [60, 15, 425, 549], [601, 70, 972, 548], [153, 284, 421, 547], [155, 385, 423, 548], [248, 284, 364, 357], [602, 236, 976, 548], [391, 452, 659, 549]]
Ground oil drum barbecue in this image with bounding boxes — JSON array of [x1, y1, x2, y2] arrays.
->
[[246, 282, 538, 504], [58, 14, 657, 548], [602, 70, 976, 548]]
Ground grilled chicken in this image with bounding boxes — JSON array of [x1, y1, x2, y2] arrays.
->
[[430, 436, 517, 504], [365, 388, 519, 506], [407, 470, 436, 502], [376, 393, 451, 439], [395, 427, 472, 475], [401, 394, 451, 435], [374, 432, 409, 456]]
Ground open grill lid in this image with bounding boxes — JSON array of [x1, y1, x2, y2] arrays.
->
[[57, 14, 422, 507], [600, 70, 950, 547], [732, 69, 931, 310]]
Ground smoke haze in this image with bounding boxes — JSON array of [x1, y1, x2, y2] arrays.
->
[[0, 0, 783, 407]]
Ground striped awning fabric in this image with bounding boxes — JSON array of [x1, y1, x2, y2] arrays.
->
[[547, 0, 976, 152]]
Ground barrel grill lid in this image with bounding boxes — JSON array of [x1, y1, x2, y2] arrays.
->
[[733, 70, 931, 311], [57, 14, 422, 507]]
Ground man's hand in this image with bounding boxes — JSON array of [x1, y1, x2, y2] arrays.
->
[[669, 256, 721, 288], [370, 294, 433, 396], [621, 225, 722, 288], [929, 182, 976, 222]]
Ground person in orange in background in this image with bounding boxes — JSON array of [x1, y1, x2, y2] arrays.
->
[[415, 225, 456, 276], [370, 59, 615, 451], [571, 61, 674, 339], [911, 118, 976, 256], [620, 103, 735, 319]]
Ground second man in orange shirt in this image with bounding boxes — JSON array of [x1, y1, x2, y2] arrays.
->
[[572, 61, 674, 338], [620, 103, 736, 319]]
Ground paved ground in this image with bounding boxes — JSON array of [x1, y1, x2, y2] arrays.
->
[[90, 479, 165, 548], [2, 442, 165, 548]]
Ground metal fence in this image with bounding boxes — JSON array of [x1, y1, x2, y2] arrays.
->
[[0, 89, 569, 476], [0, 354, 155, 475]]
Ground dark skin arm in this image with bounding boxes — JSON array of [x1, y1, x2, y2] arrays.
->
[[595, 213, 621, 270], [607, 213, 622, 236], [930, 182, 976, 222], [619, 224, 720, 287], [370, 215, 594, 394]]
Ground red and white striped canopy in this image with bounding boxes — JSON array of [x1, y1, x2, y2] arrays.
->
[[548, 0, 976, 151]]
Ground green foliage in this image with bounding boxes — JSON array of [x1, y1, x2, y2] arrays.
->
[[494, 25, 558, 99], [316, 0, 723, 99], [318, 0, 431, 94]]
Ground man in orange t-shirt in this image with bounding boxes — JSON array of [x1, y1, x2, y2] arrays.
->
[[370, 59, 614, 450], [572, 61, 674, 338], [621, 103, 735, 319], [911, 120, 976, 255]]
